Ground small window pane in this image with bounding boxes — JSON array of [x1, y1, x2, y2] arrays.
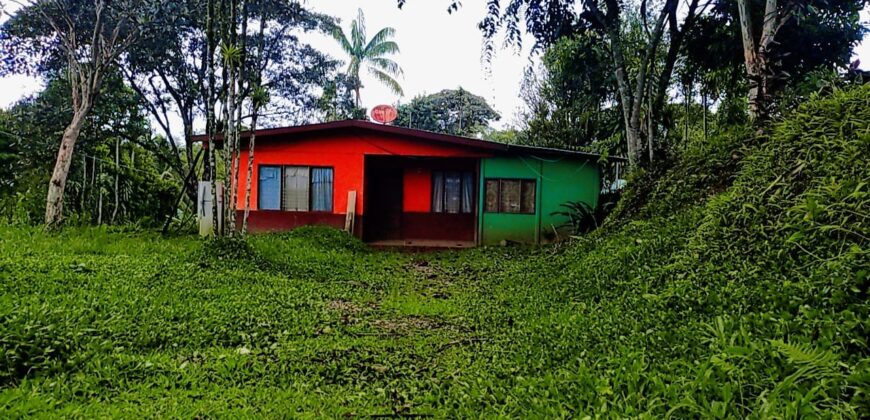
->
[[461, 172, 474, 213], [432, 171, 444, 213], [500, 180, 521, 213], [521, 180, 536, 213], [485, 180, 499, 212], [311, 168, 333, 212], [282, 166, 309, 211], [444, 172, 462, 214], [258, 166, 281, 210], [433, 171, 474, 214]]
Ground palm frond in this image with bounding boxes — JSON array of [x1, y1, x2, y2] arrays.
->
[[351, 8, 366, 51], [368, 57, 403, 78], [365, 41, 400, 59], [363, 27, 397, 55], [330, 25, 354, 55], [368, 67, 404, 96]]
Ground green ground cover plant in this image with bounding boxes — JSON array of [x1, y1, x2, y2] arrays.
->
[[0, 86, 868, 417]]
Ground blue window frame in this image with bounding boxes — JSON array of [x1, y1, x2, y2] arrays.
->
[[258, 165, 333, 212], [258, 166, 282, 210]]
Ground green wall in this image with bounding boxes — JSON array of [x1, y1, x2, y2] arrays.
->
[[478, 155, 600, 245]]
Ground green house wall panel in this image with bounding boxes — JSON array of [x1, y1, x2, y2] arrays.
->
[[479, 155, 600, 245], [479, 157, 540, 245], [539, 158, 600, 242]]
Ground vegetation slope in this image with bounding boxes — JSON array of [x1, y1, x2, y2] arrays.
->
[[0, 86, 868, 417]]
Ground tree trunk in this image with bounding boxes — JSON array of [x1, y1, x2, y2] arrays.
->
[[738, 0, 790, 123], [684, 82, 690, 141], [81, 155, 87, 211], [97, 160, 103, 225], [607, 0, 672, 166], [111, 137, 120, 224], [241, 105, 258, 236], [702, 88, 708, 142], [206, 0, 218, 237], [45, 109, 89, 228]]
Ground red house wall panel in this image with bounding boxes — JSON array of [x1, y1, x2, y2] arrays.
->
[[402, 213, 475, 241], [402, 167, 431, 212], [236, 131, 490, 216], [238, 210, 346, 232]]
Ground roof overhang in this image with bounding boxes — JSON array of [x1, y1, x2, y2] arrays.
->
[[192, 119, 626, 161]]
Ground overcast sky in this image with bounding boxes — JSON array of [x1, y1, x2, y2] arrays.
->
[[1, 1, 868, 133]]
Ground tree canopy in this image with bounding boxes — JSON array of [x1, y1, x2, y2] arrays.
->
[[394, 88, 500, 137]]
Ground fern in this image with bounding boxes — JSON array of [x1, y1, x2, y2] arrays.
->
[[771, 340, 838, 368]]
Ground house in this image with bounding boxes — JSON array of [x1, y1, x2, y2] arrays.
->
[[202, 120, 613, 247]]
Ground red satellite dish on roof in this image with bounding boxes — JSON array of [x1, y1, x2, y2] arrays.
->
[[371, 104, 397, 124]]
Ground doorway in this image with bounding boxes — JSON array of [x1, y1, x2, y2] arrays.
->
[[364, 161, 404, 242]]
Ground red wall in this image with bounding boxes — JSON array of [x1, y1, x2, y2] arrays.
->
[[403, 167, 431, 212], [236, 131, 489, 215]]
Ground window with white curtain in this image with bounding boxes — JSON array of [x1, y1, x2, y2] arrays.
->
[[282, 166, 309, 211], [432, 171, 474, 214], [257, 165, 333, 212]]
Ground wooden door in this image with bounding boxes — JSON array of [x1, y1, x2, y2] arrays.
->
[[365, 167, 404, 241]]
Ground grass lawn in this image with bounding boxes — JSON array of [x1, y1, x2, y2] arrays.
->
[[1, 226, 600, 417]]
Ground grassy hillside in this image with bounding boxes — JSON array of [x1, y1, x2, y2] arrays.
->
[[1, 86, 867, 417]]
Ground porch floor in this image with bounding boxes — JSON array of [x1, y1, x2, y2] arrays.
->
[[368, 239, 476, 249]]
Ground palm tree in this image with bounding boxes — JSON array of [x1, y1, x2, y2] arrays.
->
[[331, 8, 403, 107]]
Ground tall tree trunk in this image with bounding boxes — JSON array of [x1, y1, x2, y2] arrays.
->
[[650, 0, 700, 145], [97, 160, 103, 225], [242, 10, 267, 237], [242, 104, 258, 236], [684, 82, 691, 140], [206, 0, 218, 237], [112, 137, 120, 224], [702, 88, 708, 142], [81, 154, 87, 211], [738, 0, 793, 123], [229, 0, 248, 235], [45, 107, 89, 228]]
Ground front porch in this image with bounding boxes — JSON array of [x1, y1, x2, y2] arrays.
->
[[363, 155, 479, 245]]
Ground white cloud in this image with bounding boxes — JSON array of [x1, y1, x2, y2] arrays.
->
[[304, 0, 536, 128]]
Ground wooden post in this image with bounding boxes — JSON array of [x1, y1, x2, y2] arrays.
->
[[345, 190, 357, 234]]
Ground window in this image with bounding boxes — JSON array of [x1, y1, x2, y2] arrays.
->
[[310, 167, 334, 211], [282, 166, 309, 211], [432, 171, 474, 214], [484, 179, 536, 214], [258, 166, 282, 210], [258, 165, 333, 212]]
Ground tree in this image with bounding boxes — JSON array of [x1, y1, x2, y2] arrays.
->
[[119, 0, 336, 234], [0, 73, 178, 225], [316, 74, 366, 122], [478, 0, 707, 166], [330, 8, 403, 107], [394, 88, 500, 137], [517, 33, 623, 153], [1, 0, 154, 228], [122, 0, 205, 199], [685, 0, 868, 124]]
